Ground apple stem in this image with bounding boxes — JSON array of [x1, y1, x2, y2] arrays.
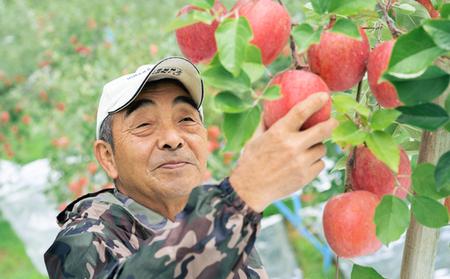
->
[[378, 1, 405, 39], [289, 35, 303, 70], [375, 22, 383, 48], [327, 14, 336, 30]]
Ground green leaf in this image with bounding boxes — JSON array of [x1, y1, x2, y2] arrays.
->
[[164, 10, 215, 32], [330, 155, 347, 173], [400, 124, 422, 140], [440, 3, 450, 19], [412, 163, 450, 199], [411, 195, 450, 228], [214, 91, 250, 113], [380, 66, 450, 106], [200, 65, 251, 91], [371, 109, 402, 130], [330, 18, 362, 40], [331, 120, 367, 147], [393, 0, 430, 32], [333, 95, 370, 118], [365, 131, 400, 172], [291, 24, 324, 54], [261, 85, 282, 100], [328, 0, 378, 16], [189, 0, 214, 10], [310, 0, 331, 14], [242, 44, 265, 83], [223, 106, 261, 152], [423, 20, 450, 51], [396, 103, 450, 131], [385, 123, 403, 138], [429, 0, 441, 10], [397, 3, 416, 15], [385, 26, 447, 78], [399, 140, 421, 156], [445, 94, 450, 133], [351, 264, 386, 279], [435, 151, 450, 192], [374, 195, 411, 246], [215, 17, 253, 77]]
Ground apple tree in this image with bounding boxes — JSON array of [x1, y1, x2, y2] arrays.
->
[[167, 0, 450, 277]]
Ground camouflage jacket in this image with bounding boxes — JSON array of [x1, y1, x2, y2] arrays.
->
[[44, 178, 268, 278]]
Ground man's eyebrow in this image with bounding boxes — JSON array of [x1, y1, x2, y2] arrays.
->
[[125, 99, 155, 118], [173, 95, 197, 110]]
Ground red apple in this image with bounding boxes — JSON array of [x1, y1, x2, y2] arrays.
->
[[232, 0, 291, 66], [415, 0, 440, 18], [1, 111, 10, 124], [207, 125, 221, 140], [307, 25, 370, 92], [175, 1, 227, 64], [22, 115, 31, 124], [349, 144, 412, 200], [323, 190, 382, 258], [367, 40, 403, 108], [88, 162, 98, 175], [263, 70, 331, 130]]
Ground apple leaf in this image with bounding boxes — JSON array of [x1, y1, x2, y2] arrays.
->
[[374, 195, 411, 246], [188, 0, 214, 10], [333, 95, 370, 118], [384, 26, 447, 79], [393, 0, 430, 32], [328, 0, 378, 17], [291, 23, 323, 54], [214, 91, 250, 113], [223, 106, 261, 152], [380, 66, 450, 106], [370, 109, 402, 131], [411, 195, 450, 228], [445, 94, 450, 133], [365, 131, 400, 173], [399, 140, 421, 156], [330, 18, 362, 40], [331, 120, 367, 147], [384, 123, 403, 138], [435, 151, 450, 192], [310, 0, 331, 14], [412, 163, 450, 199], [351, 264, 386, 279], [164, 10, 215, 32], [261, 85, 282, 101], [423, 20, 450, 51], [397, 3, 416, 15], [400, 124, 422, 141], [429, 0, 441, 10], [215, 17, 253, 77], [330, 155, 347, 173], [440, 3, 450, 19], [395, 103, 450, 131], [200, 64, 251, 91], [242, 44, 265, 83]]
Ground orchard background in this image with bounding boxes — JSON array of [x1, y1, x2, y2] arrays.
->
[[1, 0, 450, 278]]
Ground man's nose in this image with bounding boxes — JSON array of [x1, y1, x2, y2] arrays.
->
[[157, 124, 184, 150]]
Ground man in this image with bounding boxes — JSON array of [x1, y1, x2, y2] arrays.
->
[[45, 57, 338, 278]]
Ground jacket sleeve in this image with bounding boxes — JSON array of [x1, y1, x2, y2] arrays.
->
[[44, 178, 262, 279]]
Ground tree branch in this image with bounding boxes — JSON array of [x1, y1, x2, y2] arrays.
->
[[378, 1, 405, 39], [344, 147, 357, 193]]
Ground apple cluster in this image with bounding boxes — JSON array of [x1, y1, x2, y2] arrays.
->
[[174, 0, 419, 260]]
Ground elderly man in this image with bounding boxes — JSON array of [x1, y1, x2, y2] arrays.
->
[[44, 57, 337, 278]]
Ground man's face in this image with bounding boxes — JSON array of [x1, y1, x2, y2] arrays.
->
[[109, 80, 207, 209]]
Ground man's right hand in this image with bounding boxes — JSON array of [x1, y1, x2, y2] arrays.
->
[[229, 92, 339, 213]]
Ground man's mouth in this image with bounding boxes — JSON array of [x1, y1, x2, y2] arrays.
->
[[158, 160, 189, 169]]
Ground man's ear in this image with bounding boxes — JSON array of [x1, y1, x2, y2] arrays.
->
[[94, 140, 118, 180]]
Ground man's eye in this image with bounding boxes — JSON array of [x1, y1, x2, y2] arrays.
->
[[181, 117, 194, 122], [137, 123, 149, 128]]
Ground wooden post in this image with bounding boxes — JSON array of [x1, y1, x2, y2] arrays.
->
[[399, 23, 450, 278]]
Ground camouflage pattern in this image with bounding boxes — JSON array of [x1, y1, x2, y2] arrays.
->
[[44, 178, 268, 278]]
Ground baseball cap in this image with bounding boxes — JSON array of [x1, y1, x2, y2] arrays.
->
[[96, 56, 204, 139]]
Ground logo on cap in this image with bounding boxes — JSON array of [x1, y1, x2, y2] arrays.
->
[[154, 66, 183, 76]]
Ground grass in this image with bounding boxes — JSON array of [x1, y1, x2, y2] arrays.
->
[[0, 211, 46, 279]]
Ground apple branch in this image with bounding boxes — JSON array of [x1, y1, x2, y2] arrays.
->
[[344, 147, 357, 193], [378, 1, 405, 39], [327, 14, 336, 30], [290, 35, 303, 70], [388, 168, 411, 196]]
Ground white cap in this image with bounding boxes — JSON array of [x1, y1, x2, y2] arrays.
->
[[96, 57, 204, 139]]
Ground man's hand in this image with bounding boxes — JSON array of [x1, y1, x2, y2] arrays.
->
[[229, 92, 339, 213]]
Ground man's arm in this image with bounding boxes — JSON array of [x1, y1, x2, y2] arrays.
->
[[45, 178, 261, 279]]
